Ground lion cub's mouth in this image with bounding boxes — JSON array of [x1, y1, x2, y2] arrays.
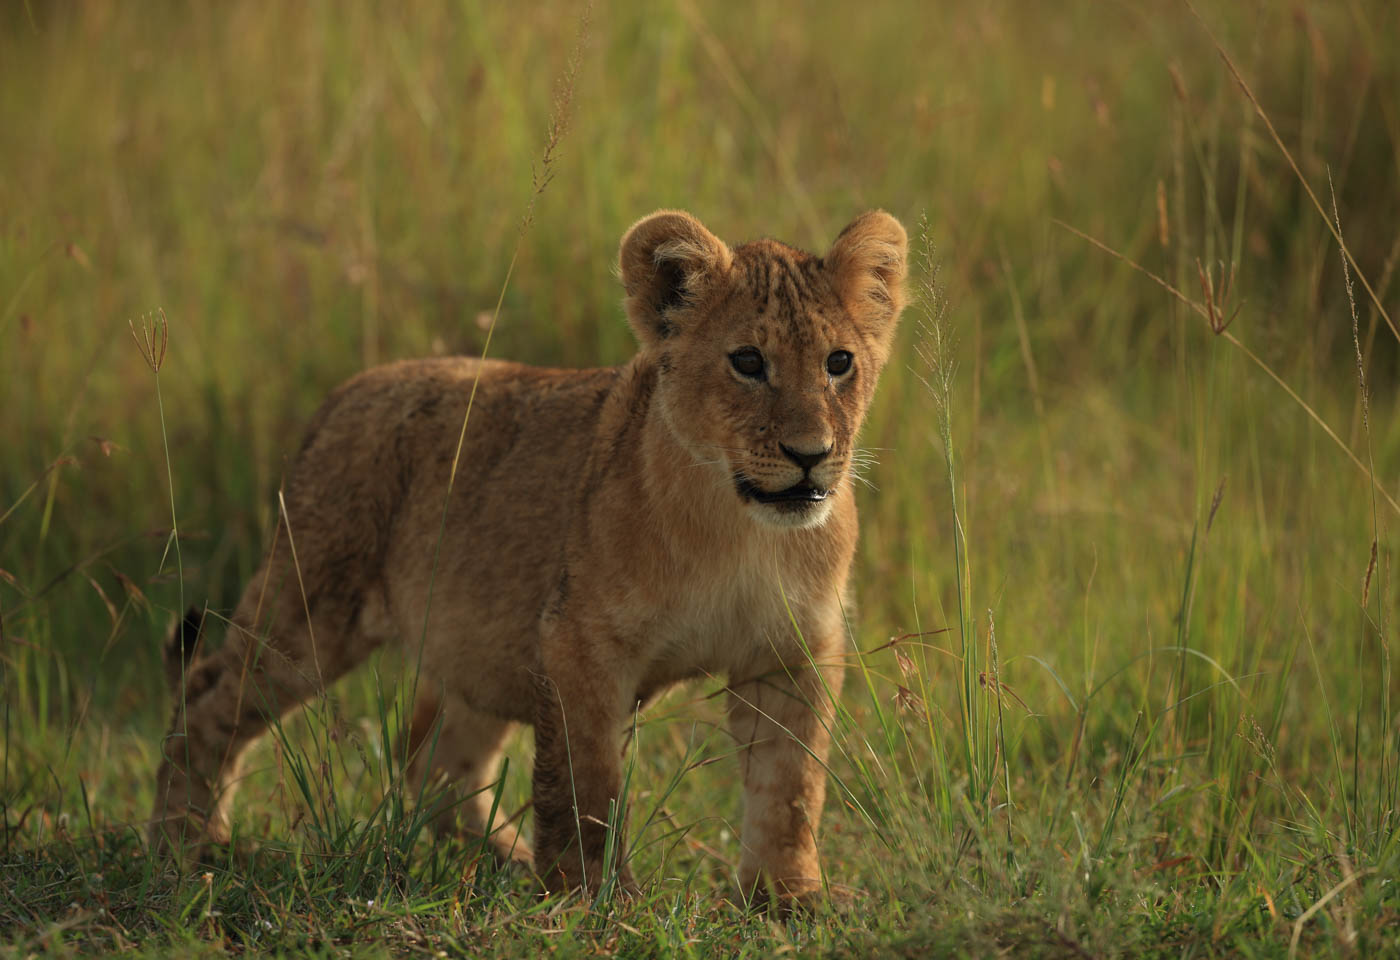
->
[[734, 476, 831, 505]]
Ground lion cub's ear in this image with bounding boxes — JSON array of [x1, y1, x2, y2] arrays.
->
[[619, 210, 733, 347], [825, 210, 909, 332]]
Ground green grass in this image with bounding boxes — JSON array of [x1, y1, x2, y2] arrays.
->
[[4, 0, 1400, 955]]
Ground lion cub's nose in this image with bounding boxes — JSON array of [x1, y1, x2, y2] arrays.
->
[[779, 443, 832, 473]]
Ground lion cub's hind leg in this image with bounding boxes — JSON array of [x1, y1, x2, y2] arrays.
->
[[149, 562, 377, 863], [403, 691, 531, 868]]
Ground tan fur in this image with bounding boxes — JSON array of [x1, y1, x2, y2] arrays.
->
[[150, 210, 908, 905]]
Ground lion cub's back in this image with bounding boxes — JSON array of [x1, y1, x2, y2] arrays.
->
[[281, 357, 620, 663]]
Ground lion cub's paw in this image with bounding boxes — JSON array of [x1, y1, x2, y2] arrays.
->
[[742, 881, 861, 920]]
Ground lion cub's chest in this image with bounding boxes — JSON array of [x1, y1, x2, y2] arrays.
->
[[631, 549, 820, 699]]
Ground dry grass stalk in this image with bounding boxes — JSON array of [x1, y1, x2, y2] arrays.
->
[[1182, 0, 1398, 346], [1055, 217, 1400, 518]]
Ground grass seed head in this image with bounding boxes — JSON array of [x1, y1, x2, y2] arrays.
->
[[128, 308, 169, 373]]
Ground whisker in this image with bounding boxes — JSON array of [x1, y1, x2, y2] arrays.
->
[[847, 468, 879, 492], [848, 463, 879, 485]]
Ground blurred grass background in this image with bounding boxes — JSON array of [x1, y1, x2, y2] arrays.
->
[[3, 0, 1400, 954]]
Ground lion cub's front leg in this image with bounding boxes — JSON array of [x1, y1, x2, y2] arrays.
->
[[727, 649, 845, 909], [531, 625, 634, 897]]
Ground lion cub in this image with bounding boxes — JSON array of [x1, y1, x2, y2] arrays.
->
[[151, 210, 908, 905]]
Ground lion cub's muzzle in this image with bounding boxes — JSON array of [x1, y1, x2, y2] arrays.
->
[[731, 441, 846, 525]]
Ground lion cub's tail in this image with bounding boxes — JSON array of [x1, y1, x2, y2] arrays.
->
[[164, 607, 206, 693]]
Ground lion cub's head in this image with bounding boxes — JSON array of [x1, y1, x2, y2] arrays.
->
[[619, 210, 908, 529]]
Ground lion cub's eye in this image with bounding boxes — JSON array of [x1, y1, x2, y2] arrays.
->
[[826, 350, 853, 376], [730, 348, 766, 379]]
